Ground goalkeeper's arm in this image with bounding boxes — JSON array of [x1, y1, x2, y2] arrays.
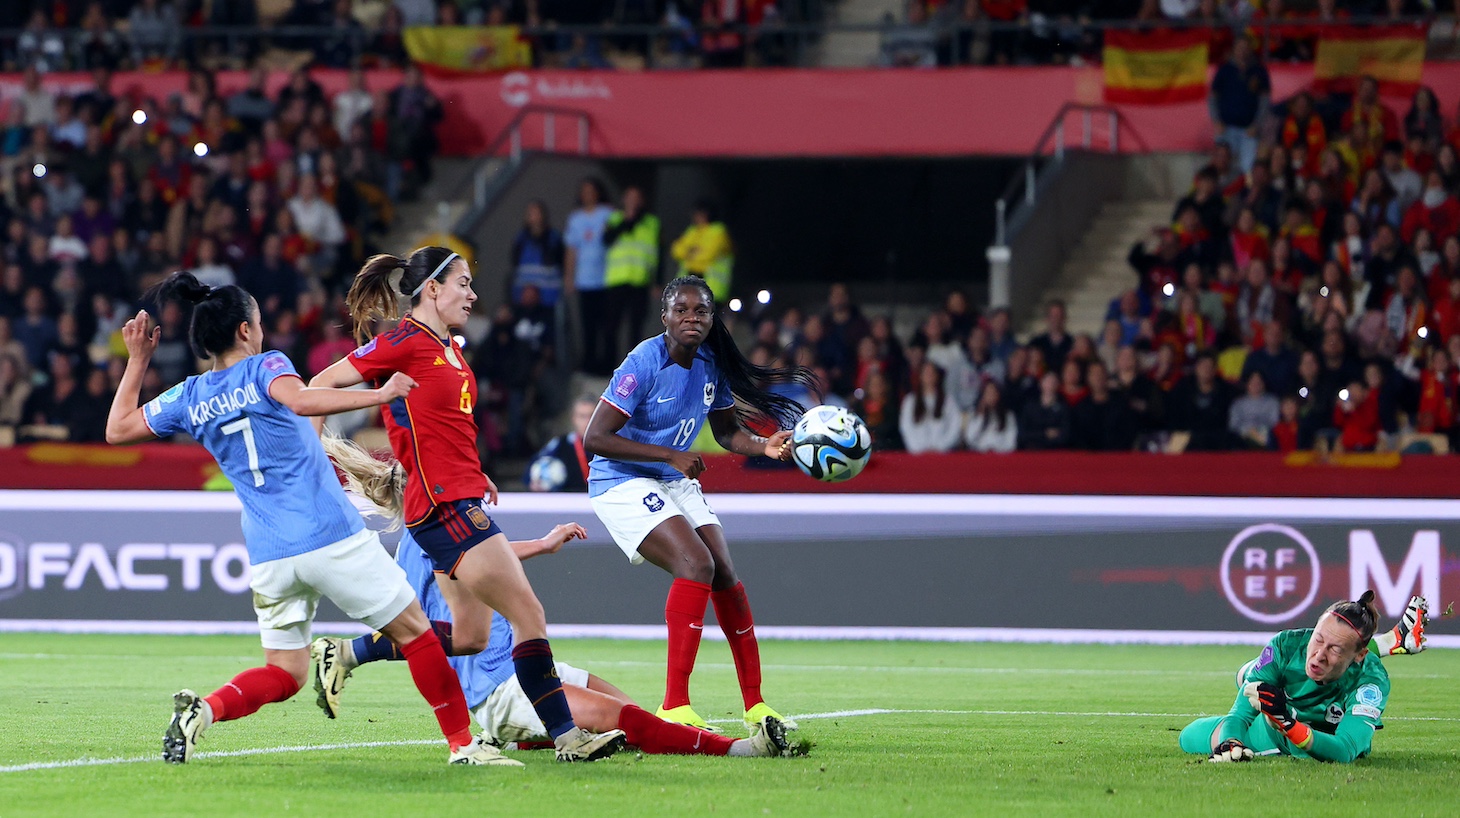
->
[[1301, 716, 1375, 764]]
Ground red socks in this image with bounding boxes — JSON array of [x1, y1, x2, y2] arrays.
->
[[712, 582, 764, 710], [401, 629, 475, 750], [618, 704, 733, 756], [663, 578, 711, 710], [204, 664, 300, 722]]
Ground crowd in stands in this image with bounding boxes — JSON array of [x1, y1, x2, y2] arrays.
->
[[0, 62, 448, 446], [816, 60, 1460, 455]]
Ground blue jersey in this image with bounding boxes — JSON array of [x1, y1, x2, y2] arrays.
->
[[588, 335, 734, 497], [398, 530, 515, 708], [564, 205, 613, 291], [143, 351, 363, 564]]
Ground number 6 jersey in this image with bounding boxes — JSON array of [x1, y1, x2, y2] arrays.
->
[[589, 335, 734, 497], [348, 316, 486, 525], [144, 350, 363, 564]]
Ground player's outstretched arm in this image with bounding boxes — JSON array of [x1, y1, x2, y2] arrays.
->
[[509, 523, 587, 561], [707, 408, 792, 460], [272, 372, 417, 417], [106, 311, 161, 445], [583, 399, 706, 478]]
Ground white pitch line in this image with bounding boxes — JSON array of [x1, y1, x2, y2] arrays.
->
[[0, 740, 440, 774], [7, 707, 1457, 774]]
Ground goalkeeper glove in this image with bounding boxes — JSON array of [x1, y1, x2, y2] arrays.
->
[[1373, 595, 1429, 655], [1243, 682, 1313, 750], [1208, 739, 1254, 763]]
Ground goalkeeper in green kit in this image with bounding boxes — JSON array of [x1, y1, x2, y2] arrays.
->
[[1179, 592, 1430, 763]]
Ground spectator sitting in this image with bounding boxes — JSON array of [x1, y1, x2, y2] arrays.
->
[[1112, 345, 1164, 436], [1381, 140, 1423, 212], [1071, 360, 1135, 451], [1229, 371, 1281, 448], [307, 319, 357, 378], [1169, 351, 1235, 451], [13, 286, 57, 372], [880, 1, 938, 68], [1018, 371, 1071, 450], [1332, 379, 1381, 451], [1415, 345, 1456, 436], [1128, 229, 1186, 299], [1401, 171, 1460, 246], [964, 380, 1017, 453], [287, 173, 346, 275], [187, 236, 235, 289], [1058, 357, 1087, 406], [510, 200, 565, 307], [1241, 319, 1299, 395], [526, 396, 595, 492], [986, 307, 1018, 363], [1174, 168, 1229, 244], [1107, 289, 1148, 346], [948, 325, 1007, 411], [899, 360, 961, 454], [853, 368, 902, 451], [0, 352, 31, 429], [1236, 258, 1287, 348], [1028, 299, 1073, 373], [47, 216, 88, 264]]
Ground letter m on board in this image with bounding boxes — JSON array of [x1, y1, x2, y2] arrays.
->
[[1349, 530, 1440, 618]]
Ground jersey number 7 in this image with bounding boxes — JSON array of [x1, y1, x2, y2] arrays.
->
[[221, 417, 265, 487]]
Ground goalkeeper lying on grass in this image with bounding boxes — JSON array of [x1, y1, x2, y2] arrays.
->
[[1180, 592, 1429, 764]]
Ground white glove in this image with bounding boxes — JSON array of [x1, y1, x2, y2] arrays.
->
[[1209, 739, 1254, 763]]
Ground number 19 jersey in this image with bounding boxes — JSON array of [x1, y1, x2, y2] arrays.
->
[[143, 351, 363, 564], [589, 335, 733, 497]]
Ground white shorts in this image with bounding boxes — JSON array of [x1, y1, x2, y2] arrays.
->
[[249, 528, 417, 650], [473, 662, 591, 743], [590, 477, 720, 564]]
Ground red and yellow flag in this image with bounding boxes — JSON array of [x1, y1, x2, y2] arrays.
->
[[403, 25, 532, 76], [1103, 29, 1210, 105], [1313, 24, 1426, 96]]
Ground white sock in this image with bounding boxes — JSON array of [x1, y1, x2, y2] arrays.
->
[[727, 738, 756, 757]]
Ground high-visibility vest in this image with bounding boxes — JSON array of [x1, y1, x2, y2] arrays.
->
[[672, 222, 733, 301], [604, 212, 660, 288]]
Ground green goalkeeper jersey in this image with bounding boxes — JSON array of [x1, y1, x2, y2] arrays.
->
[[1220, 628, 1390, 762]]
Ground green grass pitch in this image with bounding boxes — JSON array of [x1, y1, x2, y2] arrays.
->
[[0, 634, 1455, 817]]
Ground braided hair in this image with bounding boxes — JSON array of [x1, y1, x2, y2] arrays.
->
[[662, 275, 815, 430], [146, 271, 255, 359]]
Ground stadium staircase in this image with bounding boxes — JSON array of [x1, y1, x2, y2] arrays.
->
[[1018, 198, 1174, 339], [817, 0, 904, 66]]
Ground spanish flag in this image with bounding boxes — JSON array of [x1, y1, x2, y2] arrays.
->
[[402, 25, 532, 76], [1103, 29, 1210, 105], [1313, 24, 1426, 96]]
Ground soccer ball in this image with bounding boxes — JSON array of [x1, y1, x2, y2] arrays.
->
[[528, 456, 568, 491], [790, 405, 872, 483]]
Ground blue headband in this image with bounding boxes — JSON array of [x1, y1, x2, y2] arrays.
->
[[410, 252, 459, 297]]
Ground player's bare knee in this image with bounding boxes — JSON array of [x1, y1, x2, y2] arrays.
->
[[676, 554, 714, 585]]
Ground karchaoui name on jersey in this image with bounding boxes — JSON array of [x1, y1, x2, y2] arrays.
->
[[185, 382, 262, 426]]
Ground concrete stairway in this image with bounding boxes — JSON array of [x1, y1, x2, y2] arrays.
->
[[1021, 198, 1174, 339], [817, 0, 903, 67]]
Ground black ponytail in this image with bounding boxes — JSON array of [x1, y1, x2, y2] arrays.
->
[[1326, 590, 1381, 645], [146, 271, 255, 360], [345, 246, 461, 343], [663, 275, 815, 430]]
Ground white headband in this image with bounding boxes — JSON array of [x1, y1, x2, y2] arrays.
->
[[410, 252, 459, 297]]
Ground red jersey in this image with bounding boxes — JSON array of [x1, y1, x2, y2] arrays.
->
[[348, 316, 485, 524]]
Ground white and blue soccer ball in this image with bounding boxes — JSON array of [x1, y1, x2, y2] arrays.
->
[[790, 405, 872, 483], [528, 456, 568, 492]]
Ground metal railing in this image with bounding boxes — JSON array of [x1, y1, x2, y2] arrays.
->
[[993, 104, 1147, 247], [471, 105, 593, 210]]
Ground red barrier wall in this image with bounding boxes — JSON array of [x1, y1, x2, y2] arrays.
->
[[4, 443, 1456, 497], [8, 63, 1460, 159]]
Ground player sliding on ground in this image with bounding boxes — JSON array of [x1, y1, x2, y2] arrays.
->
[[104, 272, 517, 766], [308, 247, 624, 762], [1181, 592, 1429, 764], [318, 439, 806, 758], [583, 275, 818, 733]]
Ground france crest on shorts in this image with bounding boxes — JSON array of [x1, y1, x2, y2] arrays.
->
[[643, 492, 665, 512]]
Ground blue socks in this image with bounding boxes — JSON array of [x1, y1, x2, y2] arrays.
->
[[351, 621, 456, 664], [511, 638, 575, 739]]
